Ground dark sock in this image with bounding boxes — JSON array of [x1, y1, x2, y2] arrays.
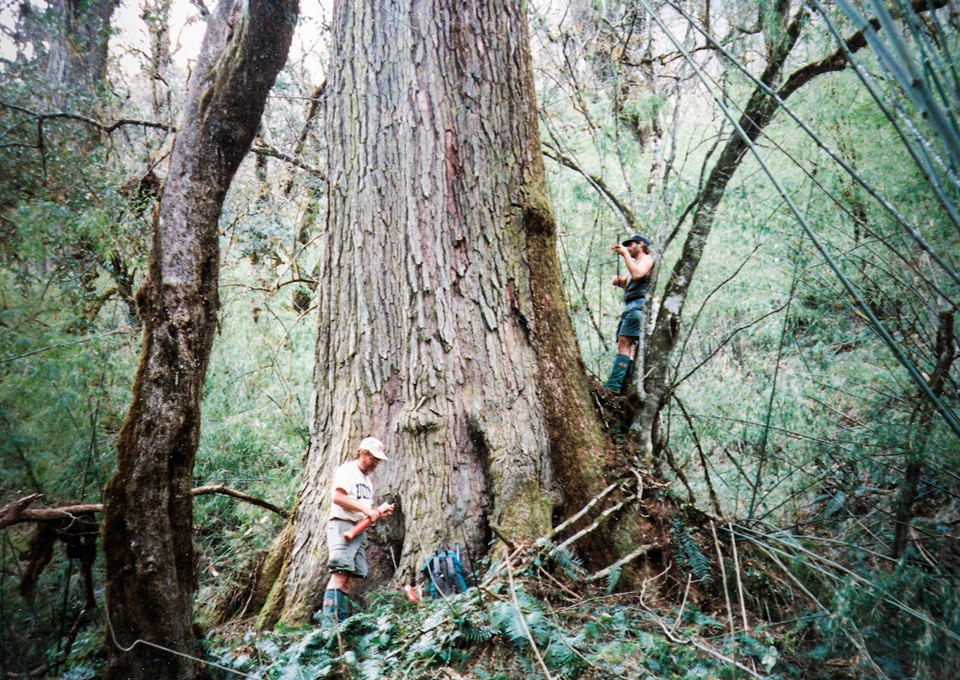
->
[[337, 592, 350, 621]]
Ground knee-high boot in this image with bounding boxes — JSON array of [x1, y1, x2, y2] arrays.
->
[[604, 355, 632, 393], [322, 589, 350, 622]]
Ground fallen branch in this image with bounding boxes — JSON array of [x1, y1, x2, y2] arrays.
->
[[646, 607, 764, 679], [547, 494, 637, 558], [585, 543, 656, 582], [538, 482, 620, 544], [0, 484, 290, 530]]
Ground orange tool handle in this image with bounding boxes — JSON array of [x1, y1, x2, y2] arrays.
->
[[343, 515, 372, 541], [404, 584, 420, 603], [343, 503, 392, 541]]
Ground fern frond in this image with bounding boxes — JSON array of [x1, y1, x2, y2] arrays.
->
[[670, 516, 713, 585], [605, 564, 622, 593], [551, 545, 585, 579]]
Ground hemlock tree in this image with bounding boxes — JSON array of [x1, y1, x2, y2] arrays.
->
[[45, 0, 121, 95], [267, 0, 609, 623], [101, 1, 297, 677]]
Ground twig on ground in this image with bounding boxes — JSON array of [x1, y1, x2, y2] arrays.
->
[[728, 523, 749, 630], [505, 553, 554, 680]]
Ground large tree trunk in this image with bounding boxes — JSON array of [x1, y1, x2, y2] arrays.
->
[[100, 2, 296, 678], [276, 0, 607, 623]]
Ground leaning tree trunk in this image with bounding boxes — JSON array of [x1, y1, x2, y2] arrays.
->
[[633, 0, 952, 460], [892, 310, 955, 558], [101, 2, 296, 678], [274, 0, 607, 624], [634, 3, 803, 463]]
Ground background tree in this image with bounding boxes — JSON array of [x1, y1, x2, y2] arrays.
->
[[100, 1, 297, 677], [44, 0, 121, 97]]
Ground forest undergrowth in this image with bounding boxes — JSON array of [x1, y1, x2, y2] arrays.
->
[[157, 511, 960, 679], [198, 504, 960, 680]]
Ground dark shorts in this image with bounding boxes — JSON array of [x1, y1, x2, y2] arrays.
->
[[327, 518, 369, 578], [616, 298, 645, 339]]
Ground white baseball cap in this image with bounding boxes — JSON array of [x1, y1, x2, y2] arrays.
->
[[358, 436, 387, 460]]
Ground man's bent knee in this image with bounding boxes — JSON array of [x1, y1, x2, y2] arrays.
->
[[617, 336, 637, 356]]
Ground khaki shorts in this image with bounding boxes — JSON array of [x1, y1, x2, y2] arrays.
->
[[327, 518, 368, 577]]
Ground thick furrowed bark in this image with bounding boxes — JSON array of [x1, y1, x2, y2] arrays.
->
[[279, 0, 606, 623], [45, 0, 120, 95]]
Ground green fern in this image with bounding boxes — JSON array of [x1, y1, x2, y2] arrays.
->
[[490, 595, 551, 649], [550, 545, 585, 579], [605, 564, 622, 593], [669, 516, 713, 585], [458, 617, 497, 644], [544, 631, 588, 677]]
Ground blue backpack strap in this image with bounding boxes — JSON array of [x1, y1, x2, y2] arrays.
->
[[424, 549, 445, 598], [443, 553, 456, 593]]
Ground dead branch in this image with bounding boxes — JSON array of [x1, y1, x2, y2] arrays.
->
[[0, 100, 175, 133], [542, 143, 638, 230], [585, 543, 656, 582], [250, 143, 326, 180], [0, 484, 290, 530], [0, 496, 102, 530], [547, 494, 637, 558], [191, 484, 290, 520], [538, 482, 620, 544], [0, 493, 43, 527]]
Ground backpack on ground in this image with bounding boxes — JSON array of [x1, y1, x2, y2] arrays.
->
[[422, 545, 468, 598]]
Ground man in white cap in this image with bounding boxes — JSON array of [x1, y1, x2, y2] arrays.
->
[[321, 436, 394, 621]]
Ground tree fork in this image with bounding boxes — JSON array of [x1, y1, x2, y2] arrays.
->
[[637, 0, 958, 464]]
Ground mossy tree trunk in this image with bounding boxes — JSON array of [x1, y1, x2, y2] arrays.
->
[[45, 0, 120, 96], [100, 2, 297, 678], [275, 0, 607, 623]]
